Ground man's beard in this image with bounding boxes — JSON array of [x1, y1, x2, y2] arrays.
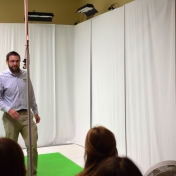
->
[[8, 65, 20, 74]]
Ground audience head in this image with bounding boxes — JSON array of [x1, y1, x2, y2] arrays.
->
[[85, 126, 118, 161], [92, 156, 143, 176], [0, 137, 26, 176], [78, 126, 118, 176]]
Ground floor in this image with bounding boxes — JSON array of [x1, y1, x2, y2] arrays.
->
[[23, 144, 85, 168]]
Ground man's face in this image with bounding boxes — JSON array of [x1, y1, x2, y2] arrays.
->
[[6, 55, 20, 74]]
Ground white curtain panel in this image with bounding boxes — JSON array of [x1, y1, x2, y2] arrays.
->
[[125, 0, 175, 174], [0, 23, 26, 146], [0, 24, 77, 147], [55, 25, 76, 144], [0, 24, 25, 71], [92, 7, 126, 156], [74, 20, 91, 147], [29, 24, 56, 147]]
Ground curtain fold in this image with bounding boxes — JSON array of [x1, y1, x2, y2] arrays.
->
[[92, 7, 126, 155], [125, 0, 175, 173], [29, 24, 56, 147], [74, 20, 91, 146], [55, 25, 75, 144]]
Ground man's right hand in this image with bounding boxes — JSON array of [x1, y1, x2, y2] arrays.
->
[[8, 108, 20, 119]]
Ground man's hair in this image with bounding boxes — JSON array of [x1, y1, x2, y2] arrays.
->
[[6, 51, 21, 61]]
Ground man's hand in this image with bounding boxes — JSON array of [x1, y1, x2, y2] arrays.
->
[[8, 108, 20, 119], [34, 114, 41, 123]]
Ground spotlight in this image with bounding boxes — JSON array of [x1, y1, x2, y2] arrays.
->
[[108, 3, 119, 11], [77, 4, 98, 17], [108, 5, 115, 11], [74, 21, 79, 25], [26, 11, 54, 22]]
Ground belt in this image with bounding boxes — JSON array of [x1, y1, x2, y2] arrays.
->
[[17, 109, 27, 113]]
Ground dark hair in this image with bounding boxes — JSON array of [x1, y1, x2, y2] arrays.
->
[[6, 51, 21, 61], [92, 156, 143, 176], [77, 126, 118, 176], [0, 137, 26, 176]]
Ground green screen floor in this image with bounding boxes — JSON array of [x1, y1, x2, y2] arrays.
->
[[25, 152, 83, 176]]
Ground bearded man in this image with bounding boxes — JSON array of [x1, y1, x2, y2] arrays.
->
[[0, 51, 40, 176]]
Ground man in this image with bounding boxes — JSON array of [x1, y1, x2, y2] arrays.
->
[[0, 51, 40, 176]]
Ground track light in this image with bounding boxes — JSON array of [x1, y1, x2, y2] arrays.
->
[[27, 11, 54, 22], [77, 4, 98, 17], [108, 3, 119, 11]]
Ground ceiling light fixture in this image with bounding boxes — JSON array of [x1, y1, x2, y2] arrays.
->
[[77, 4, 98, 17], [27, 11, 54, 22], [108, 3, 119, 11]]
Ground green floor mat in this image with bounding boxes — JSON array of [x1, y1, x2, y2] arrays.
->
[[25, 153, 83, 176]]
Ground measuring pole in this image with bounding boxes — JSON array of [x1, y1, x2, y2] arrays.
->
[[24, 0, 33, 175]]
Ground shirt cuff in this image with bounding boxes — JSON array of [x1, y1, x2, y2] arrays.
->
[[5, 106, 11, 113]]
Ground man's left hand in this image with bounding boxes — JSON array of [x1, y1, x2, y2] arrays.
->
[[35, 114, 41, 123]]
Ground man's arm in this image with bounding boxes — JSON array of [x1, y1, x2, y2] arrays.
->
[[30, 80, 40, 123], [0, 77, 10, 112], [0, 77, 20, 119]]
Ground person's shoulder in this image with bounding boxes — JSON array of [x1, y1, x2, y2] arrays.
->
[[0, 69, 9, 77], [0, 70, 10, 82]]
